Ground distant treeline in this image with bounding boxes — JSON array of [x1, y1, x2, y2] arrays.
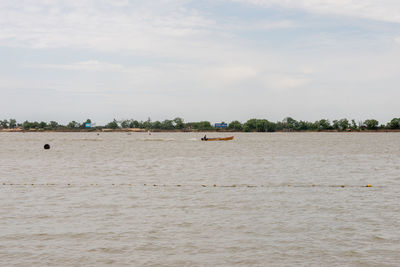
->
[[1, 117, 400, 132]]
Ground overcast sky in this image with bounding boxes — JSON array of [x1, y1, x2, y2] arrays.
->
[[1, 0, 399, 124]]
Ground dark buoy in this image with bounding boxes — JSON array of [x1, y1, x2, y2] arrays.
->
[[44, 144, 50, 150]]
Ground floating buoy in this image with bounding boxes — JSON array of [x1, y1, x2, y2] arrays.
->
[[213, 184, 216, 187], [366, 184, 372, 187], [44, 144, 50, 149]]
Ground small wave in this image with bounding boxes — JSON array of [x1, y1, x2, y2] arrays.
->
[[72, 138, 103, 141], [142, 138, 175, 141]]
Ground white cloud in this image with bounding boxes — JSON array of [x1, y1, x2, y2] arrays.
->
[[257, 20, 299, 30], [210, 65, 258, 82], [264, 74, 309, 89], [0, 0, 215, 53], [32, 60, 126, 72], [0, 1, 301, 56], [226, 19, 300, 32], [234, 0, 400, 23]]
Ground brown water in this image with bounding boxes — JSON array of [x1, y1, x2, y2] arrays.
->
[[0, 132, 399, 266]]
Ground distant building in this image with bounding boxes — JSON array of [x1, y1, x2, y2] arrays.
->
[[215, 123, 228, 128]]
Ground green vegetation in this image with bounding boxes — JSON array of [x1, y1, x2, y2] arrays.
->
[[1, 117, 400, 132], [105, 119, 119, 129], [364, 119, 379, 130], [389, 118, 400, 129], [243, 119, 276, 132], [228, 120, 243, 131]]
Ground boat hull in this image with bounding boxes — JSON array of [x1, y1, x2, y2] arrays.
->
[[201, 136, 234, 141]]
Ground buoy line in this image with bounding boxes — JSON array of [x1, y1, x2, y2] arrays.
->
[[0, 183, 374, 188]]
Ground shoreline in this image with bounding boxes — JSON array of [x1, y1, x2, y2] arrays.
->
[[1, 129, 400, 133]]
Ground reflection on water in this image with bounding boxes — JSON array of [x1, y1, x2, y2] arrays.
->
[[0, 132, 399, 265]]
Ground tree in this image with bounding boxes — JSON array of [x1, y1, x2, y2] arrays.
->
[[192, 121, 212, 130], [105, 119, 119, 129], [141, 118, 152, 129], [228, 120, 243, 131], [282, 117, 298, 130], [152, 121, 162, 129], [49, 121, 59, 129], [297, 120, 312, 131], [314, 119, 331, 131], [9, 119, 17, 128], [120, 120, 130, 128], [243, 119, 257, 132], [338, 119, 349, 131], [364, 119, 379, 130], [21, 121, 39, 129], [67, 121, 80, 129], [22, 121, 31, 130], [264, 120, 277, 132], [243, 119, 276, 132], [39, 121, 47, 129], [332, 120, 339, 130], [0, 120, 8, 129], [173, 117, 184, 129], [160, 120, 174, 130], [351, 119, 358, 130], [129, 120, 140, 128], [275, 121, 284, 131], [388, 118, 400, 129], [255, 120, 267, 132], [200, 121, 212, 130]]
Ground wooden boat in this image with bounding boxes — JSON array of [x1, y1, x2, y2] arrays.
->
[[201, 136, 234, 141]]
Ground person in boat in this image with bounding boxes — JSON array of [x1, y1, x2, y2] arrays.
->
[[202, 134, 207, 141]]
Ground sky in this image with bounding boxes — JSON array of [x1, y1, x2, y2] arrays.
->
[[1, 0, 399, 125]]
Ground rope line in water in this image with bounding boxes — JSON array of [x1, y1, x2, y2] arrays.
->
[[0, 183, 373, 188]]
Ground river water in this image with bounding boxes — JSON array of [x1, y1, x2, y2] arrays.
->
[[0, 132, 399, 266]]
